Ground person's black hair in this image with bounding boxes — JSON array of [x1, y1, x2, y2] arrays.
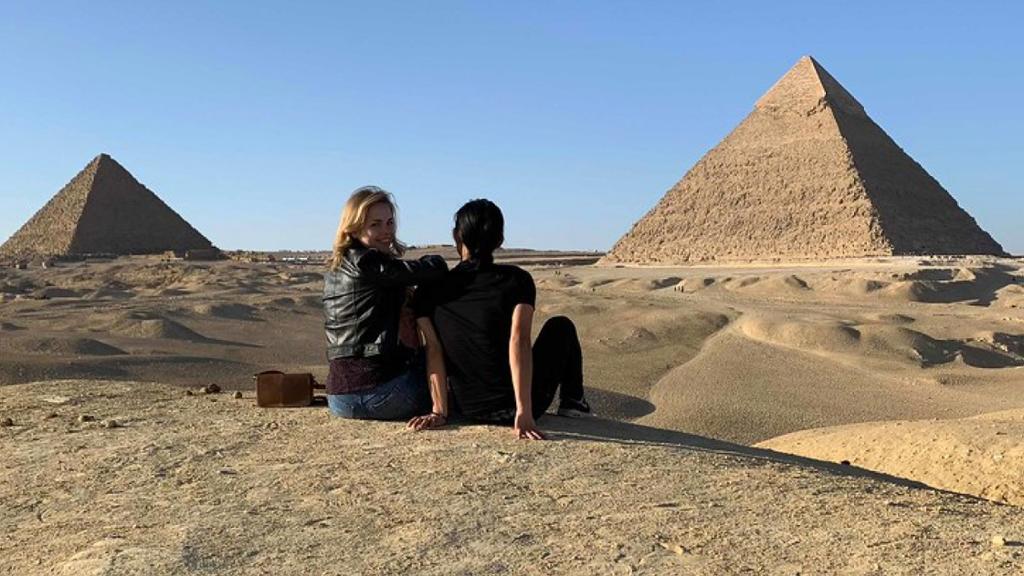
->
[[454, 199, 504, 262]]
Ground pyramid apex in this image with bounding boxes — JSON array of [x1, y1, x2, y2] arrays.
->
[[86, 153, 114, 169], [88, 153, 134, 177], [755, 56, 865, 116]]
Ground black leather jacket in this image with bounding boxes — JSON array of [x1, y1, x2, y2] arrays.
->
[[323, 244, 447, 360]]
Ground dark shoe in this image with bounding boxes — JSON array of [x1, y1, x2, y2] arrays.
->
[[557, 397, 593, 418]]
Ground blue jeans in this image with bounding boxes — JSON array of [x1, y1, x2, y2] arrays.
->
[[327, 363, 430, 420]]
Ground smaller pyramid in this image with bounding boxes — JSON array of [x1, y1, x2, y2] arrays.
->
[[0, 154, 213, 259]]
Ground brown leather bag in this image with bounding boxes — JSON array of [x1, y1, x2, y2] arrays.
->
[[254, 371, 325, 407]]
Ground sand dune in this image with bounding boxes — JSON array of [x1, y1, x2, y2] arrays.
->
[[638, 331, 955, 444], [738, 316, 1023, 369], [759, 409, 1024, 506], [726, 274, 810, 294], [536, 274, 581, 288], [994, 284, 1024, 308], [643, 276, 683, 290], [977, 331, 1024, 355], [861, 312, 915, 324], [579, 277, 616, 290], [34, 286, 83, 299], [529, 258, 1024, 453], [86, 286, 136, 300], [739, 315, 862, 355], [836, 277, 889, 295], [3, 336, 126, 356], [674, 276, 716, 292], [107, 311, 210, 341], [191, 302, 262, 321]]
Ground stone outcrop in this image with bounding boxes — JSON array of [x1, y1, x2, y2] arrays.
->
[[604, 56, 1004, 264], [1, 154, 213, 259]]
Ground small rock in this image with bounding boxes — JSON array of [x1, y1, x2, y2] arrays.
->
[[991, 535, 1007, 547], [218, 468, 238, 475], [45, 412, 59, 419], [78, 415, 96, 423], [233, 391, 243, 399], [184, 389, 195, 396], [1, 417, 13, 427], [657, 542, 687, 556], [840, 460, 851, 466], [102, 419, 122, 429], [203, 384, 222, 394]]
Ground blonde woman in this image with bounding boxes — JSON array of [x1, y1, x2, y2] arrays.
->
[[323, 186, 447, 419]]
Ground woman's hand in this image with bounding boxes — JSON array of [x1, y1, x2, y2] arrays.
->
[[513, 412, 545, 440], [407, 412, 447, 431]]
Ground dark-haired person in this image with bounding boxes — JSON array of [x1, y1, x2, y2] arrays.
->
[[406, 199, 590, 439], [322, 186, 447, 420]]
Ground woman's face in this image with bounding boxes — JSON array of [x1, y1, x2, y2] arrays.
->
[[356, 203, 396, 252]]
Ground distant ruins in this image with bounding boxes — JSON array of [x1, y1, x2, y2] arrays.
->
[[0, 154, 215, 260], [604, 56, 1004, 264]]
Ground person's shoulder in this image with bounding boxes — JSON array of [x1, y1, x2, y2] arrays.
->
[[352, 246, 392, 269], [326, 247, 371, 278], [493, 263, 532, 281], [494, 264, 535, 296], [512, 266, 535, 289]]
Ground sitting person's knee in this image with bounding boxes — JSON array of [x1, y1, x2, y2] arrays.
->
[[543, 315, 576, 335]]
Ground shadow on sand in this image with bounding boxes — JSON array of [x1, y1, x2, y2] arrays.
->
[[539, 415, 978, 498]]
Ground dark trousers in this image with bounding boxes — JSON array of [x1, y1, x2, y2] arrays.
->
[[530, 316, 585, 419]]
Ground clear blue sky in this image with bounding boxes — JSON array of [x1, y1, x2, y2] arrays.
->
[[2, 1, 1021, 253]]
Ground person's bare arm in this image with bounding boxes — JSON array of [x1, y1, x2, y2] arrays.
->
[[510, 303, 544, 440], [407, 317, 449, 431]]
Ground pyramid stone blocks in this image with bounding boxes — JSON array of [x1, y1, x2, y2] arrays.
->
[[604, 56, 1004, 264], [1, 154, 214, 259]]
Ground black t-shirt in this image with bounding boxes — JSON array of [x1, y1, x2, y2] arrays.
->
[[412, 260, 536, 418]]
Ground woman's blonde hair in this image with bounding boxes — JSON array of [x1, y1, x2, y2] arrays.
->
[[327, 186, 406, 270]]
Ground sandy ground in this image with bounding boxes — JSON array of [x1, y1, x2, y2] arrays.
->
[[758, 408, 1024, 506], [3, 380, 1023, 575], [2, 254, 1024, 572]]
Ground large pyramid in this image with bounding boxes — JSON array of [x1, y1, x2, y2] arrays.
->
[[604, 56, 1004, 264], [0, 154, 213, 259]]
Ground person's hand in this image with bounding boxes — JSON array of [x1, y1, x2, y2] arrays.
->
[[407, 412, 446, 431], [513, 412, 545, 440]]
